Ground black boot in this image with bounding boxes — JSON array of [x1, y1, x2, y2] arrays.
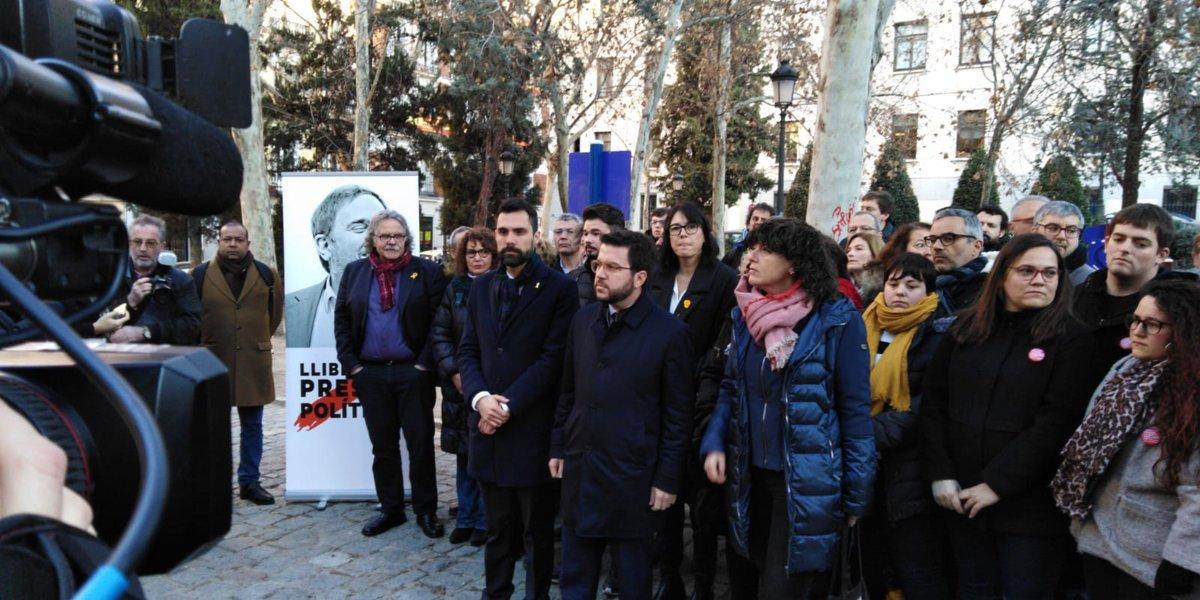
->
[[238, 483, 275, 505]]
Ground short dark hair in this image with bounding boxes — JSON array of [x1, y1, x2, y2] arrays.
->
[[582, 202, 626, 231], [819, 234, 850, 279], [650, 207, 671, 219], [976, 205, 1009, 231], [660, 202, 719, 272], [600, 229, 656, 275], [883, 252, 937, 292], [219, 219, 248, 237], [1110, 203, 1175, 249], [453, 227, 498, 276], [861, 190, 894, 216], [744, 202, 777, 225], [745, 218, 837, 304], [497, 198, 539, 232]]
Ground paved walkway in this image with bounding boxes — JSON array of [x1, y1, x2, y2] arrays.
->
[[140, 334, 729, 598]]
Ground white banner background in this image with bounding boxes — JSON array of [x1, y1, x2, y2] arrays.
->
[[281, 172, 420, 502]]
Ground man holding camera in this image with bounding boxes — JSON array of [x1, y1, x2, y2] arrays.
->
[[94, 215, 201, 344], [194, 220, 282, 505]]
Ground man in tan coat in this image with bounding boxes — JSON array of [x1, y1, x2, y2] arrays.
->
[[197, 220, 283, 505]]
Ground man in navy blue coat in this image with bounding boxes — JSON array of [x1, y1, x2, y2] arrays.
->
[[458, 199, 578, 600], [550, 230, 694, 600]]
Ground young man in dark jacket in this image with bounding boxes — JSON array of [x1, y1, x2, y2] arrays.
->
[[551, 230, 693, 600], [1073, 204, 1197, 370]]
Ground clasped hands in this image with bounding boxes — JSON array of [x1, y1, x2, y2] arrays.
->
[[476, 394, 510, 435], [932, 479, 999, 518]]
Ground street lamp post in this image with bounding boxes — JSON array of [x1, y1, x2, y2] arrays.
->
[[498, 149, 516, 198], [769, 60, 798, 214]]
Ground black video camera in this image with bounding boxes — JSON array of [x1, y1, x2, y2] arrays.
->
[[0, 0, 251, 592]]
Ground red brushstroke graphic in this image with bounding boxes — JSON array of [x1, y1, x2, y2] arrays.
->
[[293, 380, 358, 431], [830, 201, 857, 240]]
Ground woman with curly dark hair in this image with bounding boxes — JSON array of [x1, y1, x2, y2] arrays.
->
[[921, 233, 1107, 599], [1053, 279, 1200, 599], [430, 226, 497, 546], [699, 218, 875, 598]]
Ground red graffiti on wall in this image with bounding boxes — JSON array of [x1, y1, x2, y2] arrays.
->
[[830, 201, 856, 239]]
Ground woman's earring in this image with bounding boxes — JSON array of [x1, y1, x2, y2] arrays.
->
[[789, 269, 795, 275]]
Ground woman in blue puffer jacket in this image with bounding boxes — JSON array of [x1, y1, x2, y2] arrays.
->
[[700, 218, 876, 598]]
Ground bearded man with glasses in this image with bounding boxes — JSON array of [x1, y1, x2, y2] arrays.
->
[[1033, 201, 1097, 286], [927, 208, 988, 317]]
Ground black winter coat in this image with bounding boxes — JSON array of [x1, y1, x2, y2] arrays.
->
[[551, 293, 694, 538], [872, 315, 946, 523], [1072, 267, 1198, 371], [431, 275, 473, 455], [567, 260, 597, 306], [921, 310, 1107, 536]]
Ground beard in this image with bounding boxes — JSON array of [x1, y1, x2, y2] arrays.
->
[[596, 279, 634, 305], [501, 247, 533, 267]]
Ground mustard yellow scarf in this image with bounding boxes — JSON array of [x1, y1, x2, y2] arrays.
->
[[862, 293, 940, 416]]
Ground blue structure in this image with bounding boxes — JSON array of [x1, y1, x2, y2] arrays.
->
[[568, 143, 632, 217], [1083, 224, 1107, 269]]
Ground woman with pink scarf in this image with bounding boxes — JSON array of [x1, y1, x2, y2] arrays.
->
[[699, 218, 875, 598]]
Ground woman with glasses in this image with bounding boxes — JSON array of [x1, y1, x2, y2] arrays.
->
[[700, 218, 874, 598], [431, 227, 498, 546], [647, 202, 745, 599], [846, 232, 885, 307], [1053, 279, 1200, 599], [879, 222, 933, 265], [921, 234, 1106, 598]]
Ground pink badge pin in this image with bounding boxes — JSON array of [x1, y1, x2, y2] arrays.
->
[[1141, 427, 1161, 446], [1028, 348, 1046, 362], [1120, 337, 1133, 350]]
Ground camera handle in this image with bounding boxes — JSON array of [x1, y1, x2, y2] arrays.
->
[[0, 262, 167, 600]]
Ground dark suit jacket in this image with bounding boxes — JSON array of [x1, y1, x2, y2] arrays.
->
[[458, 256, 578, 487], [285, 280, 324, 348], [333, 257, 448, 373], [551, 292, 694, 538]]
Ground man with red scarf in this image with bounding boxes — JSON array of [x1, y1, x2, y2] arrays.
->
[[334, 209, 448, 539]]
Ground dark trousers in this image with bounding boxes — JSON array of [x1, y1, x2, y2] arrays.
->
[[749, 467, 815, 600], [455, 453, 487, 530], [236, 406, 264, 485], [353, 362, 437, 516], [946, 515, 1069, 599], [561, 527, 652, 600], [1081, 553, 1169, 600], [480, 481, 557, 600], [862, 512, 952, 600], [691, 483, 758, 599]]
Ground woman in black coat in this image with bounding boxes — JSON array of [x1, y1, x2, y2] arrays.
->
[[859, 253, 950, 600], [647, 201, 745, 600], [921, 234, 1107, 599], [431, 226, 497, 546]]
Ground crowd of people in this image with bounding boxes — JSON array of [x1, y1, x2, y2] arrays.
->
[[78, 190, 1200, 599]]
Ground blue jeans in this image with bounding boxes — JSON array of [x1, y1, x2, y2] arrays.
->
[[237, 406, 264, 485], [455, 453, 486, 529]]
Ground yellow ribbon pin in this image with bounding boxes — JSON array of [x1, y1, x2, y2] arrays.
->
[[410, 272, 418, 279], [683, 299, 692, 309]]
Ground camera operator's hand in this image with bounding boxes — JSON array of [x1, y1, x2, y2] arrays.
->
[[126, 277, 152, 309], [0, 401, 95, 535], [109, 325, 148, 344], [92, 308, 130, 336]]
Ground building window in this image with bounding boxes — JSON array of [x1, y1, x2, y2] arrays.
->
[[596, 57, 616, 98], [1082, 19, 1107, 56], [960, 13, 995, 66], [1163, 185, 1198, 219], [419, 214, 433, 252], [892, 113, 919, 159], [595, 131, 612, 151], [956, 110, 987, 157], [894, 21, 928, 71], [784, 121, 801, 162]]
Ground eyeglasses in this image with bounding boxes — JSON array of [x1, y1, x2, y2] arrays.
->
[[908, 240, 929, 250], [922, 233, 977, 247], [1011, 265, 1059, 282], [465, 249, 492, 258], [847, 225, 878, 235], [1128, 315, 1170, 335], [375, 233, 407, 242], [1037, 223, 1082, 237], [668, 223, 701, 237], [130, 238, 161, 249], [593, 261, 633, 274]]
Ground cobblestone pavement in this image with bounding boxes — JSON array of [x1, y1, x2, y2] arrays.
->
[[140, 334, 729, 598]]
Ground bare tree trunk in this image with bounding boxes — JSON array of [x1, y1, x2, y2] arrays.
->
[[806, 0, 896, 238], [475, 131, 505, 226], [221, 0, 276, 270], [352, 0, 373, 171], [1120, 0, 1157, 208], [710, 0, 733, 254], [628, 0, 686, 207]]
